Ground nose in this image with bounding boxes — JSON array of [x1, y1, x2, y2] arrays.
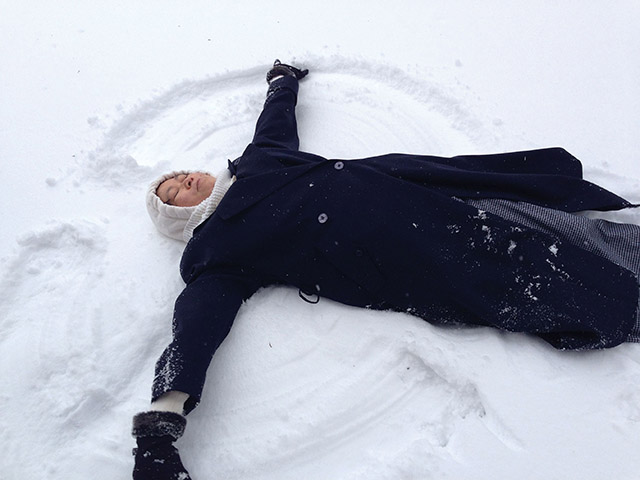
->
[[184, 175, 194, 190]]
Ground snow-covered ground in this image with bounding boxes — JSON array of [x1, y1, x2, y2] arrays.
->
[[1, 2, 640, 479]]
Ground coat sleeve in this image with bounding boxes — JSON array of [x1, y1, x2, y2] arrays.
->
[[151, 272, 259, 414], [251, 75, 301, 151]]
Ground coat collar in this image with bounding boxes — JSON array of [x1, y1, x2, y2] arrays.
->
[[216, 147, 320, 220]]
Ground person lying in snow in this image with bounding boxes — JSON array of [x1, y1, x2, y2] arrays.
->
[[132, 60, 640, 479]]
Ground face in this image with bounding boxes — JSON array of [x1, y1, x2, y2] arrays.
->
[[156, 172, 216, 207]]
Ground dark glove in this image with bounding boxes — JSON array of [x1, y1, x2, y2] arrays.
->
[[132, 411, 192, 480], [266, 59, 309, 83]]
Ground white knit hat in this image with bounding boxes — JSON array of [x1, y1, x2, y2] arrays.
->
[[145, 170, 198, 241], [146, 168, 235, 242]]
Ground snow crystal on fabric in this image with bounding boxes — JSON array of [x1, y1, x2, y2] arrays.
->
[[465, 199, 640, 342]]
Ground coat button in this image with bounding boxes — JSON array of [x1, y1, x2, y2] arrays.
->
[[317, 213, 328, 224], [334, 161, 344, 170]]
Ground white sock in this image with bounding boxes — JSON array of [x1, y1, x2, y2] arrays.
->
[[150, 391, 189, 415]]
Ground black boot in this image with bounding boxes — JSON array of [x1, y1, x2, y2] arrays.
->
[[132, 411, 192, 480], [266, 59, 309, 83]]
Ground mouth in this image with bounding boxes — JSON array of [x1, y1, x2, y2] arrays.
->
[[196, 178, 200, 191]]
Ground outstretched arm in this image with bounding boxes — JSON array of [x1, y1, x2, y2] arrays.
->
[[132, 272, 258, 479], [151, 272, 260, 413], [252, 60, 309, 151]]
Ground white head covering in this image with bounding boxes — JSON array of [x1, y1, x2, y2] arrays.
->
[[145, 168, 234, 242], [146, 170, 197, 241]]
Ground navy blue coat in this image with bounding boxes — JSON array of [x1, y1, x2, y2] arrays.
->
[[153, 76, 638, 413]]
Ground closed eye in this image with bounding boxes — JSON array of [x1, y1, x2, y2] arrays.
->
[[163, 187, 176, 205], [160, 174, 188, 205]]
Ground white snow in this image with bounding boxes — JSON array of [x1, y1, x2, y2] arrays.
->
[[1, 2, 640, 479]]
